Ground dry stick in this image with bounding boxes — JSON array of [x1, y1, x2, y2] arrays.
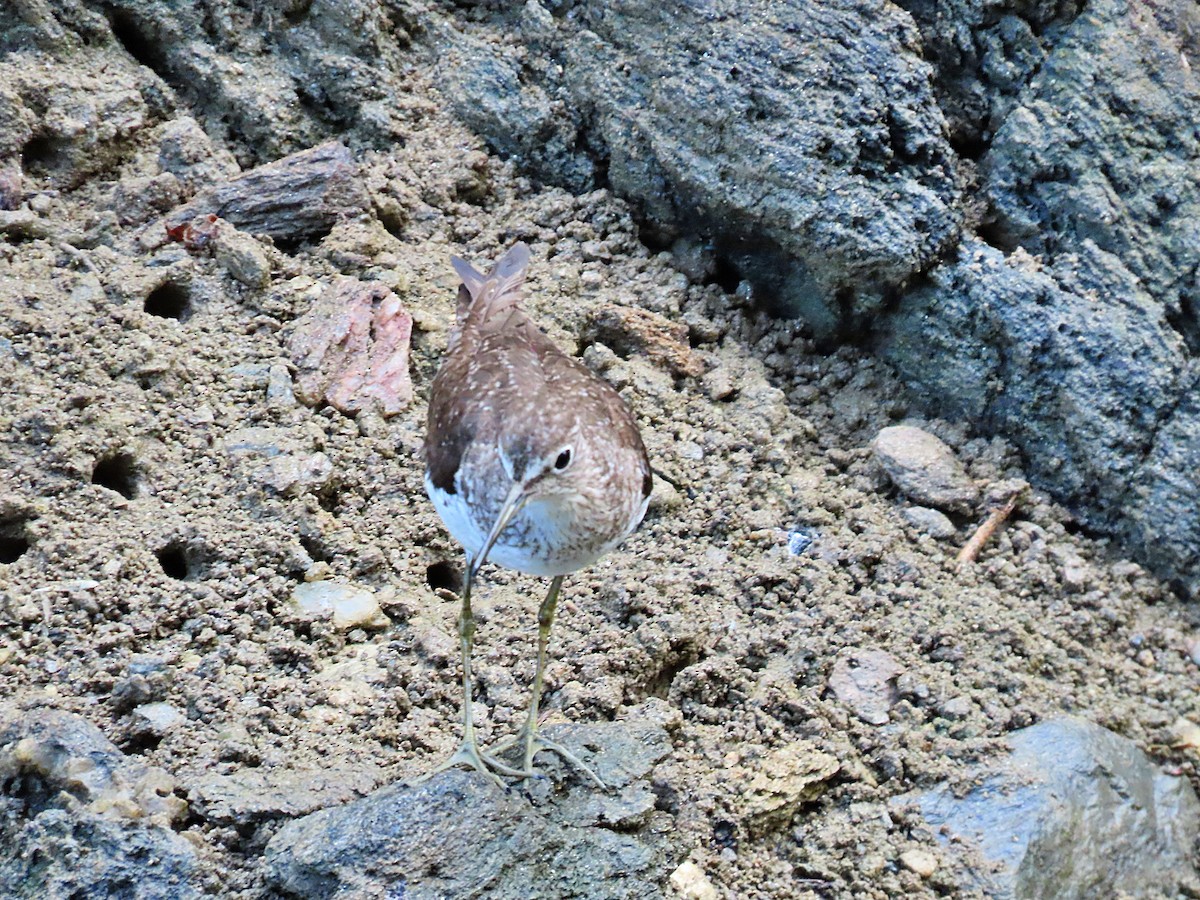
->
[[957, 494, 1021, 565]]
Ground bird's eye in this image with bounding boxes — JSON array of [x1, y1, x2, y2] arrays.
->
[[554, 448, 573, 470]]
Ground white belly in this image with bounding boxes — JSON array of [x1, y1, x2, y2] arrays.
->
[[424, 474, 641, 577]]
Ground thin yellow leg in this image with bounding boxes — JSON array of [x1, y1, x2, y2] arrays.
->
[[486, 576, 605, 788], [413, 553, 521, 787]]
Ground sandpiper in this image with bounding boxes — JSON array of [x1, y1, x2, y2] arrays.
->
[[421, 242, 652, 787]]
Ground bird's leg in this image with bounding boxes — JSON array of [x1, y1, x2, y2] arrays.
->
[[413, 553, 522, 788], [486, 575, 606, 788]]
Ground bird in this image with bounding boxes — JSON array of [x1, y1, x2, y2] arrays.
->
[[420, 241, 652, 788]]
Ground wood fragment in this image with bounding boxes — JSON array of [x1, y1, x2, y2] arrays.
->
[[957, 479, 1029, 565], [163, 141, 368, 243]]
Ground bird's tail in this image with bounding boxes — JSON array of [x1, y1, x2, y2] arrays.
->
[[451, 242, 531, 325]]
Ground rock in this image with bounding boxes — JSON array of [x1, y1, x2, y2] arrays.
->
[[872, 426, 979, 514], [1, 46, 153, 189], [910, 717, 1200, 899], [164, 142, 370, 244], [185, 765, 382, 826], [0, 162, 21, 211], [900, 0, 1057, 150], [432, 0, 962, 340], [0, 704, 187, 825], [290, 581, 390, 630], [130, 702, 186, 737], [266, 719, 672, 899], [938, 696, 972, 721], [582, 305, 705, 379], [899, 848, 938, 878], [0, 703, 200, 899], [110, 173, 183, 226], [287, 276, 414, 417], [669, 860, 718, 900], [220, 426, 335, 497], [900, 506, 957, 540], [742, 742, 840, 836], [827, 648, 904, 726], [1169, 717, 1200, 751], [879, 239, 1197, 594], [155, 116, 240, 192], [266, 362, 298, 409], [258, 452, 334, 497], [877, 0, 1200, 597], [211, 222, 273, 288]]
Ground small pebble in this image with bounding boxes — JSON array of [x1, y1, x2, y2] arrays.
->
[[900, 848, 939, 877], [213, 224, 272, 288], [900, 506, 956, 540], [649, 478, 684, 512], [940, 696, 972, 720], [291, 581, 390, 630], [267, 363, 298, 409], [132, 702, 186, 735], [669, 860, 718, 900], [872, 425, 979, 513], [1183, 637, 1200, 667], [701, 366, 737, 401], [787, 528, 819, 556], [1135, 649, 1155, 668]]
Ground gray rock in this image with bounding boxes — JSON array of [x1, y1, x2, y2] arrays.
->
[[130, 701, 186, 737], [896, 0, 1067, 149], [900, 506, 957, 540], [910, 717, 1200, 899], [879, 0, 1200, 595], [266, 720, 673, 899], [983, 0, 1200, 349], [0, 703, 200, 899], [185, 765, 382, 826], [877, 240, 1197, 595], [432, 0, 963, 340], [871, 425, 979, 513]]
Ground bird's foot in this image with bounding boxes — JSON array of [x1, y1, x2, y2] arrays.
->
[[411, 737, 525, 790], [485, 731, 606, 789]]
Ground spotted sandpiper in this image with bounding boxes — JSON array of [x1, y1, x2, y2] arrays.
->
[[421, 241, 652, 787]]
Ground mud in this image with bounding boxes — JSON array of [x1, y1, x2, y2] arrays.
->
[[2, 5, 1200, 898]]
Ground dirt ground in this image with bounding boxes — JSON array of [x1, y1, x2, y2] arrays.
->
[[3, 25, 1200, 900]]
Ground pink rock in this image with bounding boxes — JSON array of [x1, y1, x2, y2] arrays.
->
[[827, 648, 904, 726], [288, 278, 413, 416]]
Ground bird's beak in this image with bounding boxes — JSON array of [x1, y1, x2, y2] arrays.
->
[[469, 481, 528, 578]]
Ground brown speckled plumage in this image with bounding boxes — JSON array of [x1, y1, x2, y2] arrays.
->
[[424, 242, 651, 576], [417, 242, 651, 788]]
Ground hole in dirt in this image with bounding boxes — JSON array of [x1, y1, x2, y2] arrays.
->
[[156, 543, 192, 580], [317, 485, 343, 514], [426, 561, 463, 595], [121, 732, 163, 756], [20, 135, 64, 175], [299, 534, 332, 564], [106, 7, 171, 80], [92, 452, 139, 499], [706, 254, 742, 295], [642, 655, 695, 700], [0, 519, 30, 564], [143, 281, 192, 320]]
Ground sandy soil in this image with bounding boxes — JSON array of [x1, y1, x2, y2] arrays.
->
[[2, 30, 1200, 900]]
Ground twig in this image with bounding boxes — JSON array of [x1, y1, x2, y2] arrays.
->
[[957, 480, 1029, 565]]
